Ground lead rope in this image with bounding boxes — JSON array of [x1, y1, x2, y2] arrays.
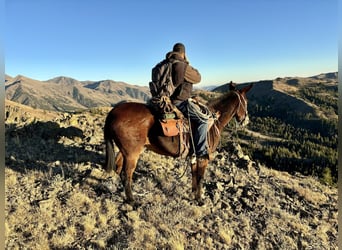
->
[[175, 106, 196, 180], [176, 159, 189, 180], [187, 105, 197, 163], [233, 119, 240, 144]]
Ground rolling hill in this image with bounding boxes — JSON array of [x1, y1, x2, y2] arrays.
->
[[213, 72, 337, 121]]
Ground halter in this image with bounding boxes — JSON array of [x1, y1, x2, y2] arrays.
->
[[207, 91, 248, 151], [233, 91, 249, 127]]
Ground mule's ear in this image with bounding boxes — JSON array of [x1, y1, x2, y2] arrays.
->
[[240, 83, 253, 94], [229, 81, 236, 91]]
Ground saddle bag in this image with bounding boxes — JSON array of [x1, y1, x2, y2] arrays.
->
[[160, 119, 183, 137]]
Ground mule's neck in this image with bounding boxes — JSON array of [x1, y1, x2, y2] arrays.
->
[[207, 94, 240, 152], [215, 94, 240, 132]]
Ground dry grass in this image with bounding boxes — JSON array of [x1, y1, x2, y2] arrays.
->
[[5, 107, 338, 249]]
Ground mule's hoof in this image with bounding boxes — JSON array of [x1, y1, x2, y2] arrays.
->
[[196, 198, 205, 206], [125, 199, 141, 209], [125, 198, 135, 205]]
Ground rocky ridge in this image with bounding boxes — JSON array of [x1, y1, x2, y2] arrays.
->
[[5, 101, 337, 249]]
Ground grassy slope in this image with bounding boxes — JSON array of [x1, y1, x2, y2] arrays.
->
[[5, 104, 337, 249]]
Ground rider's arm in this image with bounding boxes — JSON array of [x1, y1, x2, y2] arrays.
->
[[184, 65, 201, 84]]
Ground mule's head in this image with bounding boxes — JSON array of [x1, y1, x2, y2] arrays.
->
[[233, 83, 253, 127]]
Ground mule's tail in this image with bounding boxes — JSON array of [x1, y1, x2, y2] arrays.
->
[[104, 111, 115, 173]]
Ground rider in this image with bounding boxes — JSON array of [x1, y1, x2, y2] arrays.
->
[[167, 42, 209, 160]]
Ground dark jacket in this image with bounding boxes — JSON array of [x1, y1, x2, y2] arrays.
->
[[167, 52, 201, 104]]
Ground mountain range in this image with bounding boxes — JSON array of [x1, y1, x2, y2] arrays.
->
[[5, 75, 151, 112], [5, 72, 338, 117]]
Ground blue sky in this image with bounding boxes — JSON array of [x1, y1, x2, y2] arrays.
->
[[5, 0, 338, 86]]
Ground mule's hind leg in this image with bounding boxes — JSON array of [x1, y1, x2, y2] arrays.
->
[[115, 151, 124, 175], [122, 154, 140, 203]]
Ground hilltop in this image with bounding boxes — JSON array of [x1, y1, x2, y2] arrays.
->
[[5, 88, 337, 249], [213, 72, 337, 121]]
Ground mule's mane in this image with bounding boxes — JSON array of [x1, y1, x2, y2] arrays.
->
[[207, 91, 236, 111]]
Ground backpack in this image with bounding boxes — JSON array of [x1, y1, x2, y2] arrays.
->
[[149, 59, 178, 98], [149, 59, 183, 118]]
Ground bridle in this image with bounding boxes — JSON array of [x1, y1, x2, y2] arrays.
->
[[234, 91, 249, 127]]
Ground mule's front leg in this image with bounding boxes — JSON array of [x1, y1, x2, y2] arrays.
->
[[191, 161, 198, 194], [194, 157, 209, 202]]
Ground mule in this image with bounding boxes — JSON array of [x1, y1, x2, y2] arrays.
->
[[104, 83, 253, 204]]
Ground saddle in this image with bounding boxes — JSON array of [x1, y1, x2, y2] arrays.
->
[[160, 118, 183, 137], [158, 97, 217, 137], [159, 114, 218, 137], [158, 116, 189, 158], [158, 109, 219, 158], [148, 96, 219, 158]]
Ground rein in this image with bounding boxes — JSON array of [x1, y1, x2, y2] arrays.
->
[[232, 91, 249, 143]]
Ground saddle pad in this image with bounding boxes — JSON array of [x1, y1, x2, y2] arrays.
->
[[160, 119, 182, 137]]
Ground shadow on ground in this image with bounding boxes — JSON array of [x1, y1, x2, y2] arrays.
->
[[5, 121, 105, 180]]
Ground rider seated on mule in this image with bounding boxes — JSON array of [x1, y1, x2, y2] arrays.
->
[[167, 43, 209, 160]]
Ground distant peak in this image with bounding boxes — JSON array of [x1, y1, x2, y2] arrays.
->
[[47, 76, 80, 85], [15, 74, 25, 79], [13, 74, 35, 81]]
